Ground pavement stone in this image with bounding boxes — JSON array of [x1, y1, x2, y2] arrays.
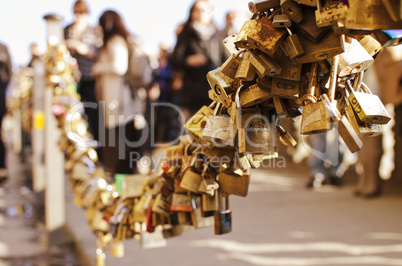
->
[[1, 140, 402, 265]]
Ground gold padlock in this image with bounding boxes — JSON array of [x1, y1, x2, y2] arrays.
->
[[190, 196, 214, 229], [300, 62, 333, 134], [222, 34, 242, 57], [358, 35, 382, 57], [294, 32, 345, 64], [293, 0, 316, 6], [272, 48, 303, 81], [240, 83, 273, 107], [183, 104, 214, 146], [206, 69, 233, 108], [345, 78, 391, 125], [202, 103, 236, 147], [235, 16, 287, 56], [315, 0, 347, 27], [248, 0, 281, 13], [218, 171, 250, 197], [219, 54, 239, 79], [272, 13, 292, 28], [271, 77, 300, 98], [277, 124, 297, 146], [249, 49, 282, 77], [296, 6, 329, 43], [281, 27, 304, 59], [337, 37, 374, 77], [235, 51, 257, 81], [345, 0, 402, 30], [343, 103, 383, 137], [280, 0, 303, 23], [321, 93, 363, 153]]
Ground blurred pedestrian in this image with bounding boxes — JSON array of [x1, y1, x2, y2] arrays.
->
[[27, 43, 42, 68], [172, 0, 227, 120], [153, 43, 178, 143], [306, 131, 345, 188], [64, 0, 102, 141], [220, 10, 238, 39], [0, 41, 12, 183], [354, 46, 402, 197], [92, 9, 146, 176]]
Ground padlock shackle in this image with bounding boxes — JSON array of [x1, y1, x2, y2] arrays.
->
[[301, 62, 318, 105], [353, 71, 364, 92], [328, 55, 339, 102], [360, 82, 373, 95], [214, 102, 223, 116]]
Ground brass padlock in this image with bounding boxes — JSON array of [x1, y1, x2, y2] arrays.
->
[[249, 49, 282, 77], [248, 0, 281, 13], [222, 34, 242, 57], [202, 103, 236, 147], [272, 48, 302, 81], [300, 62, 333, 134], [235, 16, 287, 56], [183, 104, 214, 146], [218, 54, 239, 79], [240, 83, 273, 107], [121, 174, 147, 198], [273, 13, 292, 28], [345, 78, 391, 125], [201, 193, 217, 217], [273, 96, 288, 119], [190, 196, 214, 229], [271, 77, 300, 98], [343, 103, 383, 137], [293, 0, 316, 6], [214, 191, 232, 235], [345, 0, 402, 30], [235, 51, 257, 81], [320, 93, 363, 153], [277, 124, 297, 146], [358, 35, 382, 57], [337, 37, 374, 77], [206, 69, 233, 108], [218, 171, 250, 197], [180, 162, 203, 193], [280, 0, 303, 23], [244, 112, 278, 155], [110, 241, 124, 258], [151, 193, 171, 217], [296, 6, 329, 43], [295, 32, 345, 64], [281, 27, 304, 59], [315, 0, 347, 27], [170, 193, 193, 212]]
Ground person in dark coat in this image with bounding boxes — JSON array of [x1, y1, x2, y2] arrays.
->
[[172, 0, 227, 119], [0, 41, 12, 182], [64, 0, 102, 141]]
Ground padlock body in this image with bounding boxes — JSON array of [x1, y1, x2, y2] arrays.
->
[[214, 209, 232, 235]]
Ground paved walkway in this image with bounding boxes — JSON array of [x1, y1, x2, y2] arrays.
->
[[1, 142, 402, 265]]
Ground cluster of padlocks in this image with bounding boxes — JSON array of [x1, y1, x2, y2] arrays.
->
[[41, 0, 402, 261]]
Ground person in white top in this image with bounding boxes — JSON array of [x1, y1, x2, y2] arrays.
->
[[92, 10, 145, 175]]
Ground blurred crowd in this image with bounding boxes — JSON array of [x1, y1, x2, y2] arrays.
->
[[0, 0, 402, 199]]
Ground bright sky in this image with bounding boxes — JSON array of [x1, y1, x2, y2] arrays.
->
[[0, 0, 251, 68]]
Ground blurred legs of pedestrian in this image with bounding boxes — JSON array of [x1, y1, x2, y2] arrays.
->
[[0, 85, 7, 184], [78, 80, 99, 141], [355, 135, 383, 197], [306, 130, 344, 188]]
